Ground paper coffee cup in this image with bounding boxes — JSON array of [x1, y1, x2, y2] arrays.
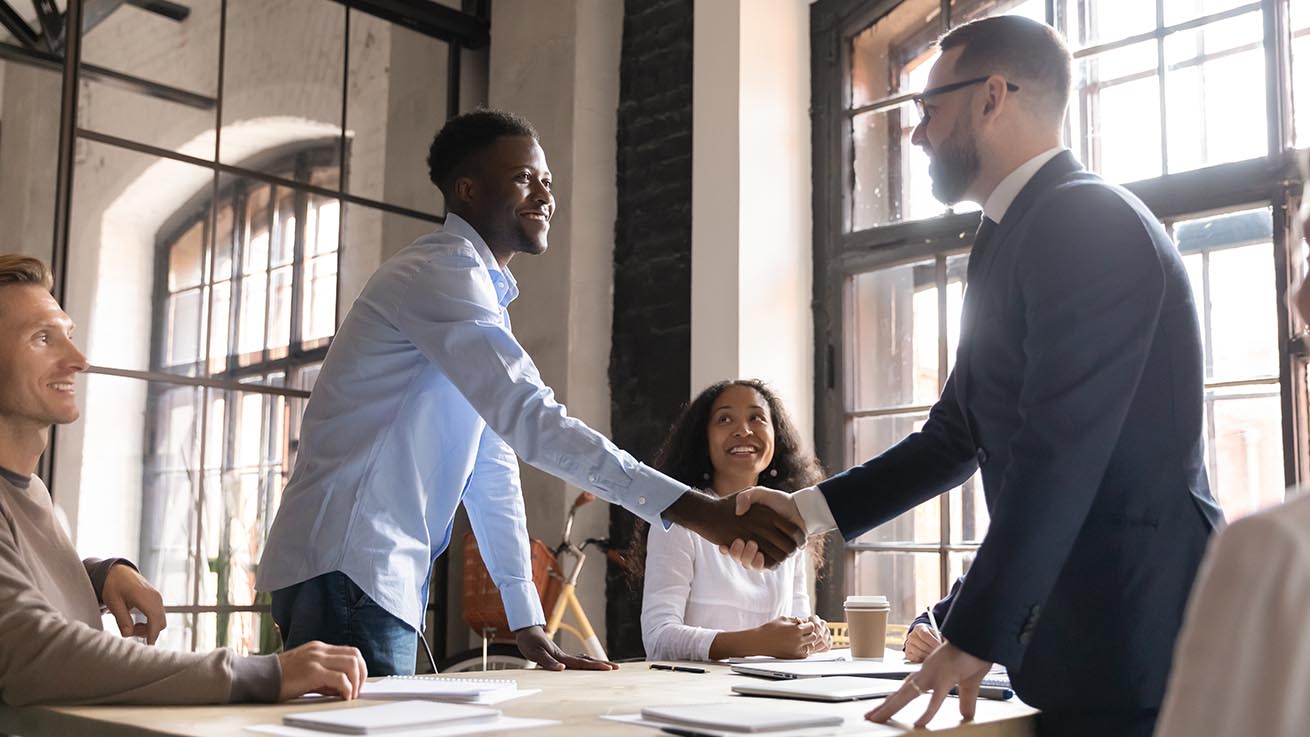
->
[[844, 595, 890, 660]]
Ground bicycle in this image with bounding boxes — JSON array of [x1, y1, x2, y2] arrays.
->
[[437, 492, 623, 671]]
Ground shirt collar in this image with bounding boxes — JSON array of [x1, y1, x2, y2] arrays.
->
[[982, 146, 1066, 224], [0, 465, 31, 489], [441, 212, 520, 306]]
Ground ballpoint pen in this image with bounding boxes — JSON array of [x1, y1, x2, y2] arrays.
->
[[926, 606, 942, 640], [950, 684, 1015, 700], [649, 663, 707, 674]]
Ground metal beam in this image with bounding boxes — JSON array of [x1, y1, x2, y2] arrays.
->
[[0, 40, 215, 109], [327, 0, 489, 48], [0, 0, 40, 49], [31, 0, 62, 51], [126, 0, 189, 21]]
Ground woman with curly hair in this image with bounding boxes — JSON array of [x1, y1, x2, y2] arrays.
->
[[639, 379, 832, 661]]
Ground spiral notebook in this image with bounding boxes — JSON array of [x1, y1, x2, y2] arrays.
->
[[359, 676, 533, 705]]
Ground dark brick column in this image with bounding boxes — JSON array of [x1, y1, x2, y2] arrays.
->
[[606, 0, 694, 660]]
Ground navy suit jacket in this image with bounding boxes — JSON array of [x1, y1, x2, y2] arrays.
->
[[820, 151, 1225, 714]]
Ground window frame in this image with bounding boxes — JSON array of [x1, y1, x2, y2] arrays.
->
[[142, 146, 339, 652], [18, 0, 493, 657], [810, 0, 1307, 619]]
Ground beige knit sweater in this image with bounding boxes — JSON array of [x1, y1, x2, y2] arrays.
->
[[0, 469, 279, 705]]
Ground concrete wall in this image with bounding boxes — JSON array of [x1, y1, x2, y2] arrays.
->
[[475, 0, 625, 656], [692, 0, 814, 438]]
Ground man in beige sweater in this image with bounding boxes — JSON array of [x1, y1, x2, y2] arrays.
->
[[0, 254, 366, 705]]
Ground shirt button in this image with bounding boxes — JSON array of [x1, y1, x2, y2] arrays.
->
[[976, 447, 990, 465], [637, 497, 647, 505]]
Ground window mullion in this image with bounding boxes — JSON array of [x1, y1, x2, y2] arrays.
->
[[289, 159, 310, 356], [1156, 0, 1169, 176], [936, 254, 951, 597]]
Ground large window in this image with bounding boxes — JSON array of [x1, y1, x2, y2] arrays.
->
[[0, 0, 489, 657], [144, 150, 338, 653], [812, 0, 1308, 625]]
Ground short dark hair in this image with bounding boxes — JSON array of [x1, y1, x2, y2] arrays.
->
[[939, 15, 1071, 122], [426, 109, 538, 199], [0, 254, 53, 291]]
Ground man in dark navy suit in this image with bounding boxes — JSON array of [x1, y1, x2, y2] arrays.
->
[[728, 15, 1224, 737]]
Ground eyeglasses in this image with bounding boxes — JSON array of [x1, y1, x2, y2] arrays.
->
[[912, 76, 1020, 123]]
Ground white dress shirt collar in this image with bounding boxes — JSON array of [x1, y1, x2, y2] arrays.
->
[[442, 212, 520, 305], [982, 146, 1066, 224]]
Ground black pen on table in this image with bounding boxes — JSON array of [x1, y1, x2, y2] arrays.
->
[[649, 663, 707, 674]]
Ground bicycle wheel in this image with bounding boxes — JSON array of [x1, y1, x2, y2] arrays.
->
[[436, 643, 532, 672]]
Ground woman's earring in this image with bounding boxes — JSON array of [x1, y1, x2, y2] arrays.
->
[[768, 468, 779, 478], [702, 471, 711, 481]]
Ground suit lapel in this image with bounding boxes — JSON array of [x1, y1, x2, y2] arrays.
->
[[954, 151, 1085, 426]]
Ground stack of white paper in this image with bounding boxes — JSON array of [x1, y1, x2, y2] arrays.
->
[[360, 676, 536, 705], [283, 700, 498, 734]]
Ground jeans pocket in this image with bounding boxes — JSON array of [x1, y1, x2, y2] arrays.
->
[[341, 574, 372, 611]]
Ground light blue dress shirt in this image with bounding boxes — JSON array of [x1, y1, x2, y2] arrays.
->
[[255, 214, 689, 632]]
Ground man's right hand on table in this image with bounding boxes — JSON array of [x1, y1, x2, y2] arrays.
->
[[277, 641, 368, 701]]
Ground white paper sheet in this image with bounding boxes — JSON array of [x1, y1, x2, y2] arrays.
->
[[246, 715, 558, 737]]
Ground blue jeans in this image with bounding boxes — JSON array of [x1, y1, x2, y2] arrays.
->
[[270, 571, 418, 676]]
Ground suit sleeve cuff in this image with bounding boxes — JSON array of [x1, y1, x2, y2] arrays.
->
[[501, 580, 547, 632], [793, 486, 838, 536], [229, 653, 282, 703]]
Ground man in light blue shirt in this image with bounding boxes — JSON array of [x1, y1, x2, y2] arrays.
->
[[256, 110, 803, 675]]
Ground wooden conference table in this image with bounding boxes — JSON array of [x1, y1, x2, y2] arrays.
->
[[0, 661, 1037, 737]]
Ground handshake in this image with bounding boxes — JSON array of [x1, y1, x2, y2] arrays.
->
[[665, 486, 808, 569]]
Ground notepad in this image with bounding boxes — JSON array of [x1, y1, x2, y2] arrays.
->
[[639, 703, 844, 733], [359, 676, 522, 704], [731, 676, 899, 702], [282, 700, 499, 735]]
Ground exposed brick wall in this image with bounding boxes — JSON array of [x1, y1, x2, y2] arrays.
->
[[605, 0, 694, 659]]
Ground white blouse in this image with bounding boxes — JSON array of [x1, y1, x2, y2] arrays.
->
[[641, 521, 811, 661]]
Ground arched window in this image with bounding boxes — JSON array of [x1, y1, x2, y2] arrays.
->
[[144, 146, 339, 654]]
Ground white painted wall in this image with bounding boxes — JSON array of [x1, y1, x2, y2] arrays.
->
[[482, 0, 623, 655], [692, 0, 815, 438]]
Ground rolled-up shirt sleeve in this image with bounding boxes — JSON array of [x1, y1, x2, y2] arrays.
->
[[394, 248, 688, 526]]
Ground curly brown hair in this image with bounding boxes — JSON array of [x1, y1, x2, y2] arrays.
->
[[624, 379, 829, 584]]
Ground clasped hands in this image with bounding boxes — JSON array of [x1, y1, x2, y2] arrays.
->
[[666, 487, 807, 569]]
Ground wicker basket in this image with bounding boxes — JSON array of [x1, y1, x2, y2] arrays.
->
[[461, 532, 562, 638]]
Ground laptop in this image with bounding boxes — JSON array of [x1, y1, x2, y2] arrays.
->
[[730, 658, 921, 680], [732, 676, 899, 702]]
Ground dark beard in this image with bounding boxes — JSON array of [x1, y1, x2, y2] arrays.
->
[[928, 119, 980, 205]]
